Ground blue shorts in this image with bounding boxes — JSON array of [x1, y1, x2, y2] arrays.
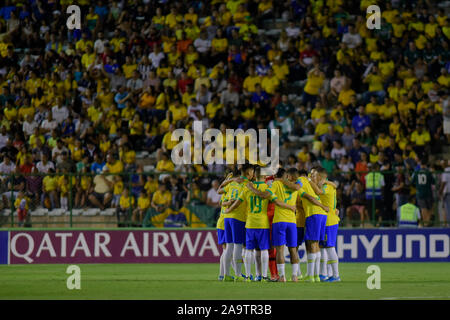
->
[[246, 228, 270, 250], [304, 214, 327, 241], [272, 222, 297, 248], [319, 224, 339, 247], [297, 227, 305, 246], [217, 229, 225, 245], [224, 218, 246, 244]]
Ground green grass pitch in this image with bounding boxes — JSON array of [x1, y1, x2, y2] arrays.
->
[[1, 263, 450, 300]]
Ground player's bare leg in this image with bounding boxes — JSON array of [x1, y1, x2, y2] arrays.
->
[[275, 245, 286, 282], [219, 244, 226, 280], [288, 247, 300, 282]]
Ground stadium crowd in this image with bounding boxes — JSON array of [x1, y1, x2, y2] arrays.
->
[[0, 0, 449, 227]]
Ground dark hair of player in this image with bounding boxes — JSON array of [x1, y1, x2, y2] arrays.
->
[[287, 167, 298, 178], [241, 163, 254, 174], [311, 164, 323, 171], [298, 169, 308, 176], [275, 168, 286, 178], [316, 167, 327, 175]]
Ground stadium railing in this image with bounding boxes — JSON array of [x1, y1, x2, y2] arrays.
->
[[0, 170, 447, 229]]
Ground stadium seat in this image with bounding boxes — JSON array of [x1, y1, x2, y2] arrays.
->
[[100, 208, 116, 216], [69, 209, 83, 216], [48, 209, 65, 216], [30, 208, 48, 216], [136, 151, 149, 159], [1, 209, 12, 217], [144, 165, 155, 172], [83, 208, 101, 216]]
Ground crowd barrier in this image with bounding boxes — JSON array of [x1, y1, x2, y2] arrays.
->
[[1, 228, 448, 264]]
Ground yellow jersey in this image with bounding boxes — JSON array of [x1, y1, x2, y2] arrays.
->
[[319, 183, 340, 226], [268, 180, 298, 224], [137, 196, 151, 210], [239, 182, 270, 229], [296, 197, 306, 227], [216, 193, 228, 230], [225, 179, 248, 223], [297, 177, 326, 218], [120, 195, 135, 209]]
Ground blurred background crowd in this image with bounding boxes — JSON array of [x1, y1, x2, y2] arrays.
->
[[0, 0, 449, 227]]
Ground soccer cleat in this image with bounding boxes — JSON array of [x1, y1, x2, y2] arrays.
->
[[319, 275, 329, 282], [270, 275, 280, 282], [218, 275, 224, 281], [314, 275, 321, 282], [245, 277, 252, 283], [234, 276, 247, 282], [304, 275, 315, 283], [326, 276, 341, 282], [255, 275, 262, 282], [261, 277, 270, 282], [278, 276, 287, 282], [298, 274, 304, 281], [248, 274, 254, 281], [291, 275, 298, 282], [223, 275, 235, 282]]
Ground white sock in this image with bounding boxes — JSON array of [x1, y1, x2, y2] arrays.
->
[[320, 248, 328, 276], [233, 244, 243, 276], [224, 243, 234, 276], [219, 250, 225, 277], [296, 262, 302, 276], [315, 251, 321, 276], [244, 249, 254, 278], [292, 262, 299, 277], [327, 263, 332, 277], [306, 253, 316, 276], [326, 247, 339, 278], [277, 263, 285, 277], [261, 250, 269, 278], [255, 251, 261, 277]]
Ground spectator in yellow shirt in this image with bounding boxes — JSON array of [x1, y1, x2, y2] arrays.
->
[[376, 132, 390, 150], [156, 152, 175, 172], [151, 182, 172, 213], [302, 66, 325, 108], [117, 188, 135, 227], [338, 80, 356, 107], [261, 69, 280, 95], [133, 190, 151, 226], [41, 168, 58, 209], [362, 67, 386, 103], [311, 101, 326, 125], [410, 124, 430, 158]]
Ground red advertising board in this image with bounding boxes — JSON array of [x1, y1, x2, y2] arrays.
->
[[8, 230, 221, 264]]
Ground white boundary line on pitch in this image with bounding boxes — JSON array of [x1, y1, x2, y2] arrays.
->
[[381, 296, 450, 300]]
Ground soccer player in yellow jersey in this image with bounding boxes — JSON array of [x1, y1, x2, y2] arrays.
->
[[310, 168, 341, 282], [218, 164, 254, 281], [279, 169, 329, 283], [216, 172, 235, 281], [246, 168, 301, 282], [226, 167, 296, 282]]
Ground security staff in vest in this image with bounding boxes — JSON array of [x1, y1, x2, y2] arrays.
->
[[397, 196, 421, 228], [365, 162, 385, 226]]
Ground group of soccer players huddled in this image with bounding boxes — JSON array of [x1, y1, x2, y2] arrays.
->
[[216, 163, 340, 283]]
